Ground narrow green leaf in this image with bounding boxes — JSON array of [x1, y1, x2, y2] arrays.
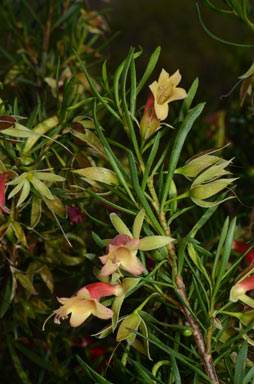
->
[[93, 103, 135, 203], [17, 179, 30, 207], [140, 318, 151, 360], [21, 0, 44, 28], [76, 355, 112, 384], [44, 195, 66, 218], [73, 167, 118, 185], [128, 151, 163, 234], [121, 48, 142, 164], [243, 366, 254, 384], [7, 337, 32, 384], [191, 206, 218, 237], [30, 196, 41, 228], [1, 125, 35, 138], [129, 359, 156, 383], [179, 77, 199, 122], [91, 231, 106, 248], [86, 188, 136, 215], [139, 236, 173, 251], [161, 102, 205, 208], [141, 131, 161, 191], [130, 330, 212, 382], [113, 60, 125, 113], [171, 356, 181, 384], [74, 50, 121, 121], [130, 55, 137, 115], [188, 243, 212, 290], [202, 0, 234, 14], [23, 115, 59, 154], [30, 177, 54, 200], [213, 217, 236, 297], [71, 128, 106, 157], [196, 3, 254, 47], [102, 60, 111, 94], [8, 180, 25, 199], [11, 222, 27, 247], [0, 275, 12, 317], [52, 0, 82, 30], [15, 272, 36, 294], [136, 46, 161, 95], [8, 172, 27, 186], [110, 213, 132, 237], [34, 172, 65, 182], [234, 341, 248, 384], [14, 341, 52, 371], [212, 216, 229, 281]]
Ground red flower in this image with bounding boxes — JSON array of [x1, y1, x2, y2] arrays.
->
[[232, 240, 254, 265], [0, 173, 10, 215], [67, 205, 85, 224]]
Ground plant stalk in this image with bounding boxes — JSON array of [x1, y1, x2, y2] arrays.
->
[[158, 206, 219, 384]]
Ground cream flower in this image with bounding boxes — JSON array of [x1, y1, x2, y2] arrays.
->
[[149, 69, 187, 121], [99, 209, 174, 277], [47, 282, 123, 328]]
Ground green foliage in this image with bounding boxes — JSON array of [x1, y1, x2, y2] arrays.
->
[[0, 1, 253, 384]]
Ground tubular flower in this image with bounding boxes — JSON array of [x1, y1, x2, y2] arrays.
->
[[140, 93, 160, 140], [48, 282, 123, 328], [99, 209, 174, 277], [232, 240, 254, 265], [230, 275, 254, 306], [149, 69, 187, 121]]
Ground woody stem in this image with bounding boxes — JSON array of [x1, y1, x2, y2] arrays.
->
[[140, 157, 219, 382], [158, 207, 219, 384]]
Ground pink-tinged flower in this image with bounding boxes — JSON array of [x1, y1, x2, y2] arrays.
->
[[149, 69, 187, 121], [140, 93, 161, 140], [230, 275, 254, 303], [232, 240, 254, 265], [46, 282, 123, 328], [100, 234, 144, 277], [144, 93, 156, 121], [99, 210, 174, 277], [67, 205, 85, 224]]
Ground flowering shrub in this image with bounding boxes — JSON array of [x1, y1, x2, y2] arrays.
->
[[0, 1, 254, 384]]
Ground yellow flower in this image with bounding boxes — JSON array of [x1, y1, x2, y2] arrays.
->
[[149, 69, 187, 120], [47, 282, 123, 328]]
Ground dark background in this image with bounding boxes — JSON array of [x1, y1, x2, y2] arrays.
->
[[89, 0, 253, 110]]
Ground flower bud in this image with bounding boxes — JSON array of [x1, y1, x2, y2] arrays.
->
[[140, 94, 160, 140], [176, 155, 224, 179], [188, 156, 237, 208]]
